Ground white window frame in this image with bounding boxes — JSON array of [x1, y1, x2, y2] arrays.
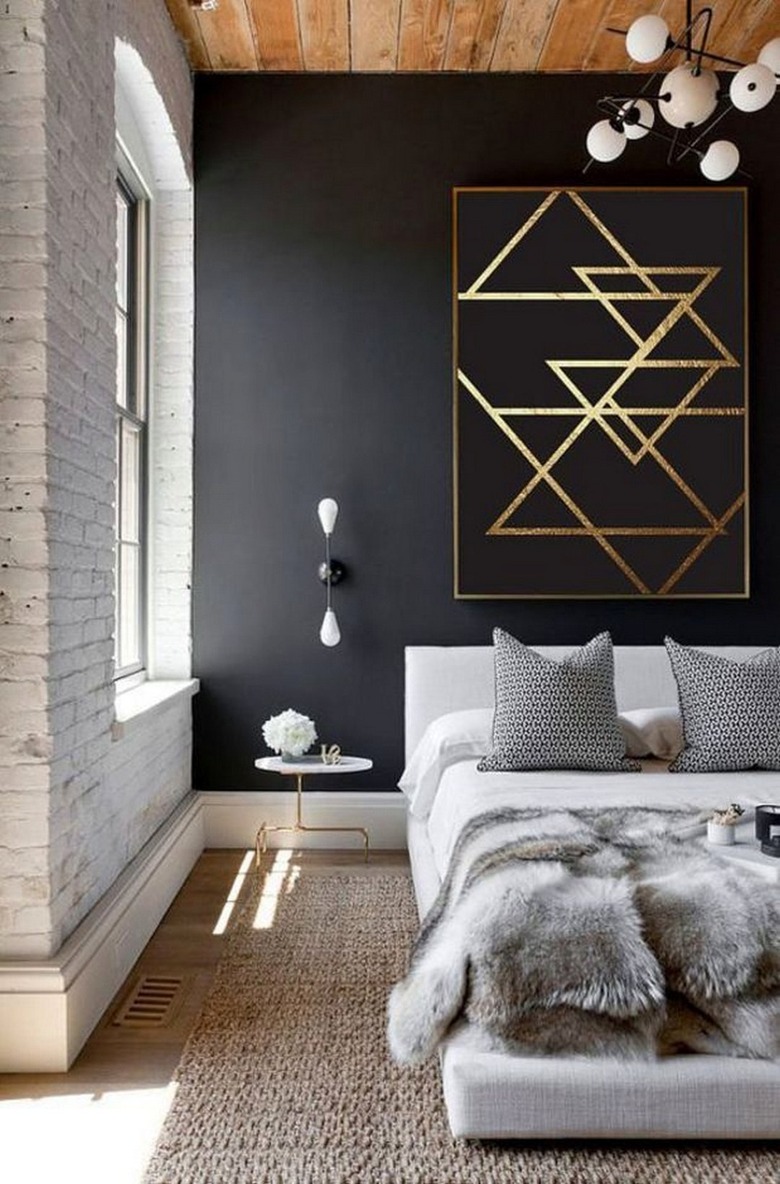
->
[[114, 151, 150, 686]]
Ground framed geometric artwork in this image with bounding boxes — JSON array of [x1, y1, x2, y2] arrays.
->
[[453, 187, 748, 599]]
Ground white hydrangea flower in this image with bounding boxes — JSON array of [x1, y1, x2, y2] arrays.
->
[[262, 709, 317, 758]]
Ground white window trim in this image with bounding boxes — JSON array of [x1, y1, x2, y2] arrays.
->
[[112, 45, 194, 727], [112, 678, 200, 739]]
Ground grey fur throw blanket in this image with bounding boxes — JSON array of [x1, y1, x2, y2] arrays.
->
[[388, 807, 780, 1064]]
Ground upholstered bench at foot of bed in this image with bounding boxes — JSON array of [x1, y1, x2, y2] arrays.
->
[[440, 1040, 780, 1140]]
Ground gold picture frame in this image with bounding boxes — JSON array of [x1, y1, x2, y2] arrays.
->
[[453, 186, 749, 600]]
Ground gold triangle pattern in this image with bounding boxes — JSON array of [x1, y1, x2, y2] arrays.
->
[[457, 190, 745, 595]]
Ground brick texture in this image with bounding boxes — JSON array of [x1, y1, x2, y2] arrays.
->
[[0, 0, 193, 958]]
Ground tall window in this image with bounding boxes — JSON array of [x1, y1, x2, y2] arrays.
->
[[115, 169, 148, 678]]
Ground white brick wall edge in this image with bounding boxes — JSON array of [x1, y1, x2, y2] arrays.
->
[[0, 794, 204, 1072]]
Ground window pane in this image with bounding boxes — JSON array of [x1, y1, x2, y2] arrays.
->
[[114, 168, 147, 678], [119, 542, 141, 670], [114, 432, 122, 554], [133, 203, 147, 422], [116, 190, 128, 310], [116, 309, 128, 409], [120, 418, 141, 543]]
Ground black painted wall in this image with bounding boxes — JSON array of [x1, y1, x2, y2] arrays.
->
[[193, 74, 779, 792]]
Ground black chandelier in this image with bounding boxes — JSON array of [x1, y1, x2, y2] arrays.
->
[[586, 2, 779, 180]]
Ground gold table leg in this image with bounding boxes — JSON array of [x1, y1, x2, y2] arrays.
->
[[255, 773, 370, 868]]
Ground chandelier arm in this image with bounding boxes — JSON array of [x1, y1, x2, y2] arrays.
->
[[695, 49, 750, 68], [667, 125, 682, 166], [583, 122, 752, 177], [598, 92, 738, 163], [607, 9, 720, 74], [662, 10, 716, 75], [676, 99, 736, 163], [607, 25, 748, 70], [597, 94, 668, 109], [584, 119, 752, 179], [692, 7, 714, 73]]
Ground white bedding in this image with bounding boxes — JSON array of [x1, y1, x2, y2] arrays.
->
[[426, 759, 778, 879], [403, 645, 780, 1139]]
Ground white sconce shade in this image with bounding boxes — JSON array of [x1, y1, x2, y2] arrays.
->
[[319, 608, 341, 647], [660, 65, 718, 128], [699, 140, 740, 182], [730, 63, 777, 113], [620, 99, 655, 139], [317, 497, 339, 536], [758, 38, 780, 76], [586, 120, 626, 162], [626, 15, 669, 64]]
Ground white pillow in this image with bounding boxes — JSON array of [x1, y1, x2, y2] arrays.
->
[[619, 707, 683, 760], [399, 708, 493, 818]]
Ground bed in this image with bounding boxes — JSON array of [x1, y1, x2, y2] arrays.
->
[[402, 644, 780, 1140]]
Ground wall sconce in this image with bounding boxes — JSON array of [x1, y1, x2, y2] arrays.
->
[[317, 498, 345, 647]]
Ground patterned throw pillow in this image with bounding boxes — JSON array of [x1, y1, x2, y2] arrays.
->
[[478, 630, 640, 773], [665, 638, 780, 772]]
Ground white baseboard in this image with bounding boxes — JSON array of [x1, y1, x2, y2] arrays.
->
[[201, 790, 408, 851], [0, 789, 408, 1071], [0, 793, 204, 1072]]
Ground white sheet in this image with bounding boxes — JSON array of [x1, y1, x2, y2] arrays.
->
[[426, 758, 778, 879]]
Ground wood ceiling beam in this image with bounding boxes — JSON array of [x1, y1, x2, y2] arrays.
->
[[297, 0, 350, 69], [584, 0, 666, 71], [537, 0, 611, 71], [709, 0, 776, 65], [398, 0, 453, 71], [167, 0, 778, 75], [491, 0, 560, 71], [352, 0, 403, 71], [164, 0, 212, 69], [247, 0, 304, 70], [444, 0, 509, 72], [193, 0, 258, 70]]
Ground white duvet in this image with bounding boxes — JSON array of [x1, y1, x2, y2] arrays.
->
[[425, 759, 779, 879]]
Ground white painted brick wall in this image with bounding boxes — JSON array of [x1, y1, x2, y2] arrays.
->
[[0, 0, 193, 958], [0, 0, 52, 957]]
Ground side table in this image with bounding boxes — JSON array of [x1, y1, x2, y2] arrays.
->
[[253, 754, 373, 866]]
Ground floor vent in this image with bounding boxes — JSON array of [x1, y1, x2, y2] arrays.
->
[[113, 974, 184, 1028]]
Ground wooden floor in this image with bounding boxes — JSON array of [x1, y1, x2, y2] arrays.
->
[[0, 847, 409, 1184]]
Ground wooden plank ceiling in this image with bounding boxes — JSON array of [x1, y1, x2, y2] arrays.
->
[[165, 0, 778, 73]]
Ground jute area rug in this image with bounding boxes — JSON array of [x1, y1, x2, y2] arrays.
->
[[143, 865, 778, 1184]]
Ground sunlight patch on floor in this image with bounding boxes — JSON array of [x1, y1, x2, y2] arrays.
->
[[0, 1083, 177, 1184], [253, 848, 299, 929], [212, 849, 255, 935]]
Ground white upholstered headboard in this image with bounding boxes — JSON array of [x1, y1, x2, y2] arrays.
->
[[404, 644, 767, 762]]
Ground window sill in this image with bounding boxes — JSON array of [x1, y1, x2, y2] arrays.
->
[[112, 678, 200, 740]]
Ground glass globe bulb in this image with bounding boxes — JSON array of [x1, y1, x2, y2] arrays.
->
[[586, 120, 626, 163], [626, 15, 669, 64], [758, 38, 780, 76], [317, 497, 338, 536], [700, 140, 740, 182], [619, 99, 655, 140], [730, 63, 776, 113], [320, 607, 341, 647], [659, 65, 718, 128]]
